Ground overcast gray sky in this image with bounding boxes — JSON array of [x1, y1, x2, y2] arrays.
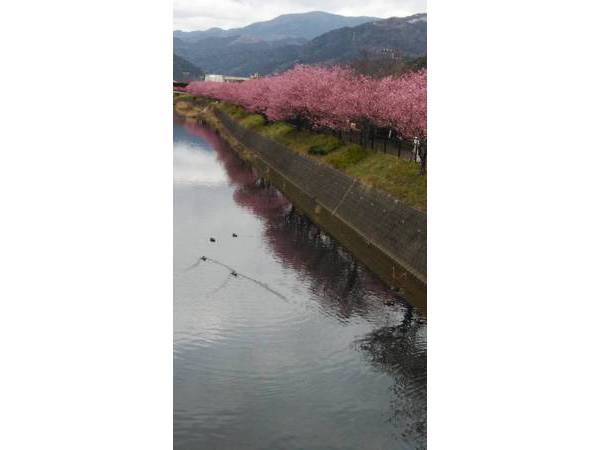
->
[[174, 0, 427, 31]]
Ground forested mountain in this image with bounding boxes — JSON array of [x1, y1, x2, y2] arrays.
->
[[173, 13, 426, 77], [298, 14, 427, 64], [174, 11, 378, 43], [174, 35, 301, 76], [173, 54, 204, 81]]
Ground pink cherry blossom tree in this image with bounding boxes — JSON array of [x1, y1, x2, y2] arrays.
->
[[185, 65, 427, 172]]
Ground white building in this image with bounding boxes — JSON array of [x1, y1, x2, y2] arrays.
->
[[204, 74, 250, 83], [204, 74, 225, 82]]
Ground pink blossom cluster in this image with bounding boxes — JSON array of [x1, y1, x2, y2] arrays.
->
[[185, 65, 426, 138]]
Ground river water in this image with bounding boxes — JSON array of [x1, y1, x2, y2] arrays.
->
[[174, 117, 427, 450]]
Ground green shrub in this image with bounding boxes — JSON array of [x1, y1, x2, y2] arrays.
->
[[218, 103, 247, 118], [173, 94, 193, 102], [325, 144, 369, 169], [240, 114, 266, 129], [306, 135, 342, 155], [309, 146, 329, 155], [260, 122, 295, 139]]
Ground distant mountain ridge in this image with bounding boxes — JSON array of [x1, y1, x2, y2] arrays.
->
[[174, 11, 379, 42], [173, 12, 426, 77], [298, 14, 427, 64]]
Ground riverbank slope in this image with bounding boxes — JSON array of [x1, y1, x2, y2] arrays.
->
[[174, 94, 427, 307]]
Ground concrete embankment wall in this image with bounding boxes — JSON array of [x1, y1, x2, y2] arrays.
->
[[211, 108, 427, 305]]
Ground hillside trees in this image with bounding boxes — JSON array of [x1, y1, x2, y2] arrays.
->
[[350, 50, 426, 78]]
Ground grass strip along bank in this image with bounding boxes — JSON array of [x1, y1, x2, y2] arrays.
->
[[174, 94, 426, 212]]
